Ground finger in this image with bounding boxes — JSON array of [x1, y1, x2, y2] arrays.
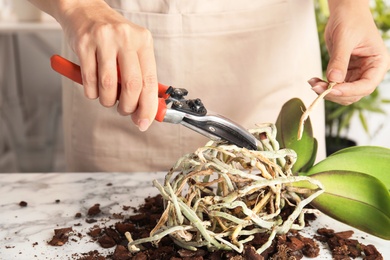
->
[[323, 78, 373, 105], [78, 49, 99, 99], [333, 57, 386, 97], [116, 51, 143, 116], [334, 78, 373, 96], [308, 77, 343, 96], [96, 47, 119, 107], [326, 38, 354, 83], [131, 43, 158, 131], [359, 55, 390, 88], [308, 77, 329, 92], [324, 92, 363, 106]]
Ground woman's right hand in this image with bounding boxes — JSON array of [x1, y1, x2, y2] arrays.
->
[[44, 0, 159, 131]]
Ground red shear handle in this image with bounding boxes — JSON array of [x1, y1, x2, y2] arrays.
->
[[50, 55, 169, 122], [155, 99, 167, 122], [51, 55, 83, 85]]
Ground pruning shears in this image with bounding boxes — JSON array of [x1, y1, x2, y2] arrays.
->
[[50, 55, 258, 150]]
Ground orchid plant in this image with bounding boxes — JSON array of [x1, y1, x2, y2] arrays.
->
[[276, 97, 390, 240], [125, 98, 389, 255]]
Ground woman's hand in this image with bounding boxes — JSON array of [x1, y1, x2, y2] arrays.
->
[[48, 0, 158, 131], [310, 0, 390, 105]]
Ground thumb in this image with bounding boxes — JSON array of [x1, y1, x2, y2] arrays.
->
[[326, 41, 353, 83]]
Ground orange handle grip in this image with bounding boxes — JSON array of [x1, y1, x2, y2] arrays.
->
[[51, 55, 83, 85], [50, 54, 168, 122]]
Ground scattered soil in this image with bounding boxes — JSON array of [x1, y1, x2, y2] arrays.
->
[[88, 203, 102, 216], [47, 227, 73, 246], [19, 201, 28, 207], [315, 228, 383, 259], [46, 194, 384, 260]]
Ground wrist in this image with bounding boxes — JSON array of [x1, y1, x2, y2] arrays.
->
[[32, 0, 108, 24], [327, 0, 369, 14]]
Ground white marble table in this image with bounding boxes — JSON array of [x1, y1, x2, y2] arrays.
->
[[0, 173, 388, 259]]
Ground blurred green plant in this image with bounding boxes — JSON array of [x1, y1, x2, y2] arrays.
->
[[372, 0, 390, 37], [315, 0, 390, 146]]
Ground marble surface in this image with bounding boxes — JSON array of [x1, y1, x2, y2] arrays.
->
[[0, 172, 388, 259]]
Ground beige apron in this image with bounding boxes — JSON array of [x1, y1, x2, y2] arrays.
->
[[62, 0, 325, 172]]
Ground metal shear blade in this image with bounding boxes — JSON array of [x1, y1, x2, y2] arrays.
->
[[161, 86, 258, 150]]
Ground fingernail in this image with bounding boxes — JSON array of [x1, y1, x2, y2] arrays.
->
[[328, 69, 344, 83], [138, 119, 150, 132], [307, 77, 318, 85], [311, 85, 323, 94]]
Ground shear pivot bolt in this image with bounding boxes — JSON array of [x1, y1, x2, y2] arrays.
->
[[173, 101, 183, 108]]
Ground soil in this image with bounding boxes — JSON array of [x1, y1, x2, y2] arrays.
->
[[46, 194, 384, 260], [47, 227, 74, 247], [19, 201, 28, 207]]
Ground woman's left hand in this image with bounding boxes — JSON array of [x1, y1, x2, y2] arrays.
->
[[310, 0, 390, 105]]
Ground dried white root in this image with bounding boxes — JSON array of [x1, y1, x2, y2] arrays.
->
[[126, 124, 324, 254], [125, 231, 140, 253], [297, 81, 336, 140]]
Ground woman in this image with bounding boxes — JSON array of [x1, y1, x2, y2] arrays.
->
[[28, 0, 389, 172]]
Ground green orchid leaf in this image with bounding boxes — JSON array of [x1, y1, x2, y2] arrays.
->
[[306, 170, 390, 239], [275, 98, 316, 173], [304, 146, 390, 191], [302, 138, 318, 173]]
